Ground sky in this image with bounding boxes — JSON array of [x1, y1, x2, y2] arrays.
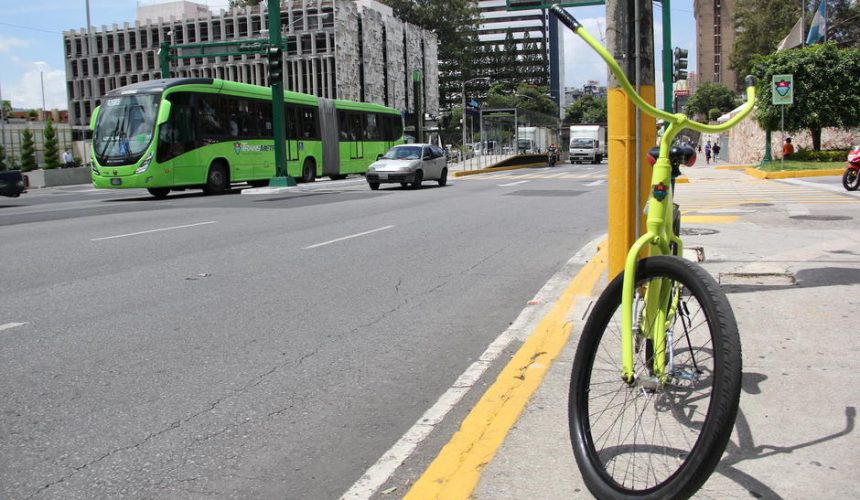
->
[[0, 0, 696, 111]]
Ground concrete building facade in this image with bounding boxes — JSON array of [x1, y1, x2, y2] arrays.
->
[[62, 0, 439, 129], [694, 0, 738, 89]]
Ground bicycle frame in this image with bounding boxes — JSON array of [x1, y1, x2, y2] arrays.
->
[[551, 5, 756, 383]]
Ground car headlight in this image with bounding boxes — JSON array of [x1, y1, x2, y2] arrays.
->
[[135, 153, 153, 174]]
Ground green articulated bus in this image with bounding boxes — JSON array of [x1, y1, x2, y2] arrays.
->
[[89, 78, 404, 198]]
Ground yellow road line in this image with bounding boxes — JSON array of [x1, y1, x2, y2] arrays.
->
[[681, 215, 739, 224], [404, 241, 608, 500]]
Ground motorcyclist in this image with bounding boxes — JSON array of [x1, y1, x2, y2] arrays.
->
[[548, 143, 558, 166]]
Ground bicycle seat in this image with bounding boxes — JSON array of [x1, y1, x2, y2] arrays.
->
[[647, 146, 697, 167]]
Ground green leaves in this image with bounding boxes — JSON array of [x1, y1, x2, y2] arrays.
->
[[564, 94, 607, 124], [684, 82, 739, 119], [752, 42, 860, 149]]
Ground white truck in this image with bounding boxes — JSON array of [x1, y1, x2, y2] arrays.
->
[[517, 126, 551, 154], [569, 124, 606, 164]]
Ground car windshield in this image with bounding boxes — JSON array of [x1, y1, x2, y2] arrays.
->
[[383, 146, 422, 160], [571, 138, 594, 148], [94, 94, 160, 165]]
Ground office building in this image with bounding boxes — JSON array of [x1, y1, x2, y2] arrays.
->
[[63, 0, 439, 129], [694, 0, 738, 88]]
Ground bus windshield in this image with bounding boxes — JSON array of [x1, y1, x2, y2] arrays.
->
[[94, 94, 160, 165]]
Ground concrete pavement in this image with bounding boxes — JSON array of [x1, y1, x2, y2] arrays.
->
[[467, 161, 860, 499]]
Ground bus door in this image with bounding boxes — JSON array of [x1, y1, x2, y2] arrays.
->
[[285, 106, 300, 165], [349, 113, 364, 161], [159, 93, 198, 186]]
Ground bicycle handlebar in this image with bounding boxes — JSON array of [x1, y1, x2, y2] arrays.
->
[[550, 4, 756, 135]]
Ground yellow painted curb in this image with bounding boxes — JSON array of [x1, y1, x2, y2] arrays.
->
[[744, 167, 844, 179], [404, 241, 608, 500], [682, 215, 739, 224], [452, 163, 547, 178], [714, 165, 748, 171], [675, 177, 690, 184]]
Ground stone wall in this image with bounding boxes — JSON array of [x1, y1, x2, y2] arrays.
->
[[726, 117, 860, 164], [360, 8, 385, 105], [384, 18, 405, 110], [423, 31, 439, 118], [404, 24, 423, 114], [334, 1, 361, 102]]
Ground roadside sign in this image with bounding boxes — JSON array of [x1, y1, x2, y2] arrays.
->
[[772, 74, 794, 105]]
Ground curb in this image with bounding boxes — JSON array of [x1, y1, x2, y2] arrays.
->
[[744, 167, 843, 179], [451, 163, 547, 178]]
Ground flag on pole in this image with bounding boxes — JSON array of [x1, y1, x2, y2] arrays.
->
[[777, 16, 804, 51], [806, 0, 827, 45]]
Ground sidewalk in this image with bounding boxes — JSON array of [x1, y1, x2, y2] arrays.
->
[[474, 163, 860, 498]]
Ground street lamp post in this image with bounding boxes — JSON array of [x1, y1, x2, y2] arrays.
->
[[462, 77, 487, 161]]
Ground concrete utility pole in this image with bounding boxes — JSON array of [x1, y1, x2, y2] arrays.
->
[[605, 0, 656, 277]]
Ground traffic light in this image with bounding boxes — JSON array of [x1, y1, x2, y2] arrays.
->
[[673, 47, 688, 82], [267, 46, 283, 85]]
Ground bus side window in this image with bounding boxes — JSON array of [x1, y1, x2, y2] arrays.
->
[[286, 105, 300, 140], [301, 106, 318, 140], [338, 111, 350, 141], [257, 100, 272, 139], [366, 113, 380, 141]]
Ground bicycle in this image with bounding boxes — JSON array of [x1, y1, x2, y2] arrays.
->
[[550, 5, 755, 498]]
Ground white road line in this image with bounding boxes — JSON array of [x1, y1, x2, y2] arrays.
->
[[304, 225, 395, 249], [498, 180, 530, 187], [91, 221, 218, 241], [782, 178, 858, 196], [0, 322, 27, 332], [584, 180, 605, 187]]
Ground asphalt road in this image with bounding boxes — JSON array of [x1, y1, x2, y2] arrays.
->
[[0, 163, 607, 499]]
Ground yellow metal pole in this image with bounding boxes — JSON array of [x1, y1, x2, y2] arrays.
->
[[606, 0, 656, 278]]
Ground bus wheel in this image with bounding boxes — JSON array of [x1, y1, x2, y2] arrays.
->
[[203, 162, 229, 195], [147, 188, 170, 199], [301, 159, 316, 183]]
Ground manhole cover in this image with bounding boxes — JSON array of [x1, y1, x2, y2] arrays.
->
[[741, 202, 773, 207], [680, 227, 720, 236], [789, 215, 852, 221]]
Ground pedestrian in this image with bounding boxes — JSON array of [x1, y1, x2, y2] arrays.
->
[[712, 143, 721, 161], [704, 141, 712, 165], [62, 149, 74, 168], [783, 137, 794, 157]]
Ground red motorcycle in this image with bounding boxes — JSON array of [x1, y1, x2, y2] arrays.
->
[[843, 145, 860, 191]]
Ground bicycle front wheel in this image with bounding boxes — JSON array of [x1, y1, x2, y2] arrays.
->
[[569, 256, 742, 499]]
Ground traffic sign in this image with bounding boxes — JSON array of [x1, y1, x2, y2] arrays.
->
[[772, 74, 794, 105]]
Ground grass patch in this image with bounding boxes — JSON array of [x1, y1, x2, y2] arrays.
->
[[757, 159, 844, 172]]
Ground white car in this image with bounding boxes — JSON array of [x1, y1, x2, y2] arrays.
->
[[366, 144, 448, 190]]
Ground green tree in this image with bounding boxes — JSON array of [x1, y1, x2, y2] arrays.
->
[[731, 0, 808, 87], [684, 82, 739, 119], [43, 119, 61, 169], [1, 100, 11, 121], [829, 0, 860, 48], [752, 42, 860, 150], [0, 144, 7, 171], [27, 109, 38, 120], [20, 128, 37, 172], [564, 94, 607, 124], [500, 29, 519, 89]]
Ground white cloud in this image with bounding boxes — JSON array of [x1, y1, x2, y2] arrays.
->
[[0, 36, 31, 53], [6, 61, 67, 110], [563, 16, 609, 89]]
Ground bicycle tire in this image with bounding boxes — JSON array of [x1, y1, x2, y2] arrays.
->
[[842, 168, 860, 191], [569, 256, 742, 499]]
